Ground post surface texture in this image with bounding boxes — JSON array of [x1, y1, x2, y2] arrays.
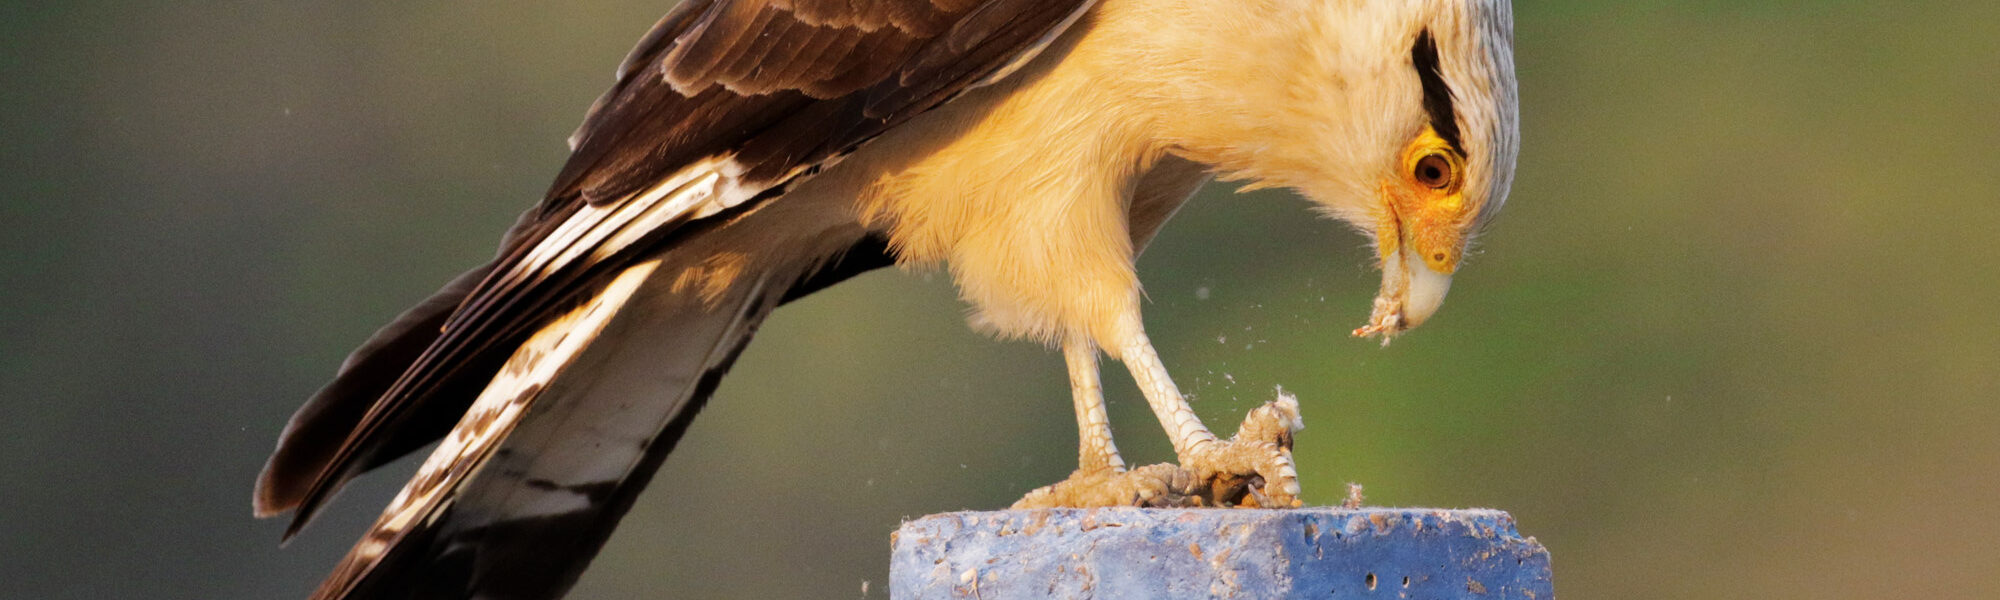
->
[[890, 507, 1552, 599]]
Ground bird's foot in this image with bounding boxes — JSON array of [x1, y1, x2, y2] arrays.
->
[[1179, 393, 1306, 508], [1011, 463, 1203, 508], [1011, 393, 1306, 509]]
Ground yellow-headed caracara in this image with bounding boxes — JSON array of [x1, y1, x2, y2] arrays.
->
[[255, 0, 1520, 597]]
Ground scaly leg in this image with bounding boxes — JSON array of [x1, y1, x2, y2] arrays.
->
[[1014, 334, 1304, 509], [1113, 316, 1304, 507], [1015, 340, 1201, 508], [1066, 341, 1124, 473]]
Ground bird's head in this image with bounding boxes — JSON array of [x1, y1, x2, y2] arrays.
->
[[1126, 0, 1518, 341], [1287, 0, 1520, 342]]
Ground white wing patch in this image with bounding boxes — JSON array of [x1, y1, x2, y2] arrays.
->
[[514, 157, 759, 283], [308, 260, 662, 600], [595, 157, 763, 262]]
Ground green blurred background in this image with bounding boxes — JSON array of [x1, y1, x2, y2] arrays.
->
[[4, 2, 1997, 598]]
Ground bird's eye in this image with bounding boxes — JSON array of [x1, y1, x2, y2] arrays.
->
[[1413, 153, 1453, 189]]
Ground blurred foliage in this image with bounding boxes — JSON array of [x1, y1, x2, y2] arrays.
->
[[3, 2, 1997, 599]]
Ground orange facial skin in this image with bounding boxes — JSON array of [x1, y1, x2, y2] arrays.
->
[[1383, 125, 1471, 276], [1354, 125, 1474, 341]]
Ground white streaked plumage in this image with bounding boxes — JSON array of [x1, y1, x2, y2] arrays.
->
[[307, 259, 662, 600]]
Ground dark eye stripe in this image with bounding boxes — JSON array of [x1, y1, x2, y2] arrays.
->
[[1412, 30, 1464, 154]]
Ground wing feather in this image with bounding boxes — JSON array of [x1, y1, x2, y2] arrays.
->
[[261, 0, 1097, 549], [306, 260, 665, 600], [666, 1, 781, 89]]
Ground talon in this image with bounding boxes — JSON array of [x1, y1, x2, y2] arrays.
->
[[1013, 463, 1207, 509], [1172, 395, 1305, 508], [1017, 386, 1308, 509]]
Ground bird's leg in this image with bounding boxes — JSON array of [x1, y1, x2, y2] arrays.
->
[[1065, 341, 1125, 473], [1013, 340, 1203, 508], [1013, 326, 1306, 509], [1114, 318, 1304, 508]]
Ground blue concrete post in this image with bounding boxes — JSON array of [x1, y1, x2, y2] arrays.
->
[[891, 508, 1552, 599]]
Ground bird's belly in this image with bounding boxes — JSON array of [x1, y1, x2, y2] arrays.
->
[[809, 100, 1152, 343]]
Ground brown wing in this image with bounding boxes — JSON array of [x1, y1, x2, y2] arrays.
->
[[256, 0, 1095, 546], [550, 0, 1091, 205]]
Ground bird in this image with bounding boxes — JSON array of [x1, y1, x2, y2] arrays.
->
[[253, 0, 1519, 598]]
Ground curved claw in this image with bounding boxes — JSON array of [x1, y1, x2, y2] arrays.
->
[[1181, 393, 1305, 507], [1014, 393, 1308, 509]]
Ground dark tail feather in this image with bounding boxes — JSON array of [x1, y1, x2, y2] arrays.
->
[[256, 203, 587, 519], [304, 235, 891, 600], [255, 264, 495, 518], [355, 306, 765, 600], [312, 264, 785, 600]]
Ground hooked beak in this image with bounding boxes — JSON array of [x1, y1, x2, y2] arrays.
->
[[1400, 247, 1453, 327], [1352, 246, 1454, 343]]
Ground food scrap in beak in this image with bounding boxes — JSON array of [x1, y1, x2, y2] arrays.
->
[[1352, 247, 1454, 344]]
